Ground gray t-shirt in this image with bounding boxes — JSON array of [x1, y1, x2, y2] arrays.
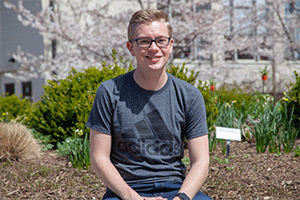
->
[[86, 70, 208, 185]]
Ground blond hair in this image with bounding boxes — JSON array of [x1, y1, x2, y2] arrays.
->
[[127, 9, 172, 41]]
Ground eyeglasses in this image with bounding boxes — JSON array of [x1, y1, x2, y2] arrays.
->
[[130, 37, 171, 48]]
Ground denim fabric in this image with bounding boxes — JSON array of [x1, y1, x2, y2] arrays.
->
[[102, 182, 212, 200]]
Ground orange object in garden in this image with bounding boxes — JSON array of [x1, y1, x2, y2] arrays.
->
[[260, 66, 268, 81], [262, 75, 268, 81], [209, 78, 216, 91]]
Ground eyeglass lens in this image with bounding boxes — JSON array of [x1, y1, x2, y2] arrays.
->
[[137, 37, 170, 48]]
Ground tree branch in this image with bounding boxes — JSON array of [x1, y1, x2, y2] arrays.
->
[[274, 5, 300, 54]]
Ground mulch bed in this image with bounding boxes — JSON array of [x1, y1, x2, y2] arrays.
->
[[1, 139, 299, 199]]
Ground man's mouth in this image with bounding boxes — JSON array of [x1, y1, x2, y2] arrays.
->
[[146, 56, 161, 61]]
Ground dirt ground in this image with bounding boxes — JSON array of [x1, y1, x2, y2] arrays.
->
[[1, 139, 299, 200]]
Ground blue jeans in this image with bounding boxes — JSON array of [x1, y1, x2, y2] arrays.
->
[[102, 182, 212, 200]]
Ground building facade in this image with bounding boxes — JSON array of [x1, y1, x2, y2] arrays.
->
[[0, 0, 45, 101], [0, 0, 156, 101], [167, 0, 300, 94], [1, 0, 299, 100]]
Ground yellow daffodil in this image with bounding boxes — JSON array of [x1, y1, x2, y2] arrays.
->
[[75, 129, 84, 136]]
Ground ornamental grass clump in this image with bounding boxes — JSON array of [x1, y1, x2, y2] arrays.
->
[[0, 122, 41, 161]]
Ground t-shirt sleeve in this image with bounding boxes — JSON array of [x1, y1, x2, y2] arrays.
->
[[184, 89, 208, 139], [86, 84, 113, 135]]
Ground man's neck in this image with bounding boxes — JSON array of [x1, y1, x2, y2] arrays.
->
[[133, 68, 168, 91]]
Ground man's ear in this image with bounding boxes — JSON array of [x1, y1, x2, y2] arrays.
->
[[169, 38, 174, 54], [127, 42, 135, 56]]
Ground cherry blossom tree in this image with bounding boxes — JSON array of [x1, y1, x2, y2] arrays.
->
[[3, 0, 224, 80], [3, 0, 299, 91], [3, 0, 139, 80]]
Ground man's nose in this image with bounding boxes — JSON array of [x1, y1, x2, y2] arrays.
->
[[148, 40, 160, 50]]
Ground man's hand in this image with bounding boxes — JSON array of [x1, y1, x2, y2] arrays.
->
[[143, 197, 167, 200], [172, 197, 181, 200]]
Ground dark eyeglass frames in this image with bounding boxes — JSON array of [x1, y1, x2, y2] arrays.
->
[[129, 37, 171, 48]]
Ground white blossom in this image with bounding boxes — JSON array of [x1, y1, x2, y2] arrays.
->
[[2, 0, 299, 85]]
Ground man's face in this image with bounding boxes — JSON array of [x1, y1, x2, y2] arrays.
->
[[127, 21, 173, 72]]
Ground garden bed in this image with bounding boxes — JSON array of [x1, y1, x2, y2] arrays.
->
[[1, 139, 299, 200]]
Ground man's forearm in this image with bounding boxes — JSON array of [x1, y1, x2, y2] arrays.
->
[[177, 135, 210, 200], [177, 161, 209, 199], [91, 157, 141, 200]]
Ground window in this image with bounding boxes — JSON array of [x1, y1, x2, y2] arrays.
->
[[22, 81, 32, 100], [173, 44, 191, 59], [238, 51, 254, 59], [5, 83, 15, 96], [225, 50, 235, 61], [194, 3, 211, 12]]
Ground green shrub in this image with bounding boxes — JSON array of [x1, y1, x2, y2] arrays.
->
[[197, 80, 219, 152], [167, 64, 199, 85], [197, 80, 219, 130], [215, 85, 254, 121], [26, 50, 133, 145], [215, 85, 253, 106], [283, 71, 300, 134], [0, 94, 33, 123]]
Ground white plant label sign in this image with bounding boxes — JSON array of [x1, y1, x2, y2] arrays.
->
[[216, 127, 241, 141]]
